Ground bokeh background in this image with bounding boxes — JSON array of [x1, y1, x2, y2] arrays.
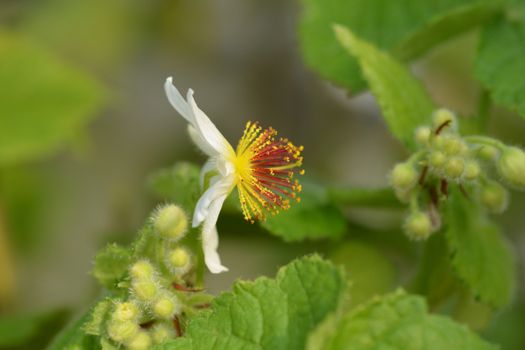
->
[[0, 0, 524, 348]]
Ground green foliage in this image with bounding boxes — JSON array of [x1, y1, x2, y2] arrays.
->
[[334, 26, 434, 149], [299, 0, 501, 91], [445, 191, 515, 307], [475, 15, 525, 118], [0, 31, 105, 165], [307, 290, 497, 350], [92, 244, 133, 292], [155, 255, 346, 350], [261, 181, 347, 241], [46, 310, 97, 350]]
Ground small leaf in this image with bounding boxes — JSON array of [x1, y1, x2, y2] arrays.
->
[[148, 162, 201, 211], [261, 181, 347, 241], [155, 255, 346, 350], [0, 31, 105, 164], [334, 26, 434, 150], [475, 15, 525, 118], [445, 191, 515, 307], [307, 290, 498, 350], [83, 299, 113, 336], [92, 243, 133, 291], [298, 0, 501, 91]]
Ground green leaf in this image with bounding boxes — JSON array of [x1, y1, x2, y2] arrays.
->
[[83, 299, 113, 336], [299, 0, 502, 91], [92, 243, 133, 291], [475, 15, 525, 118], [0, 32, 105, 165], [334, 26, 434, 149], [155, 255, 346, 350], [261, 181, 347, 242], [0, 310, 68, 348], [46, 309, 97, 350], [445, 191, 515, 307], [148, 162, 201, 211], [307, 290, 498, 350]]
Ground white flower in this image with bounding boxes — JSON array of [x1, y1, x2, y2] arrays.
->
[[164, 77, 303, 273]]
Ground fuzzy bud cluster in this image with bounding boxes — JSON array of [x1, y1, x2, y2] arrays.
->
[[390, 108, 525, 240]]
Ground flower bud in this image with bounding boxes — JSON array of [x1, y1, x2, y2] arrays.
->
[[166, 247, 192, 275], [151, 323, 175, 344], [444, 157, 465, 179], [478, 145, 499, 161], [463, 160, 481, 181], [498, 146, 525, 189], [481, 181, 509, 214], [415, 126, 431, 146], [432, 108, 457, 130], [113, 301, 140, 322], [153, 204, 188, 241], [126, 330, 152, 350], [390, 163, 418, 191], [107, 320, 139, 344], [404, 212, 433, 240], [429, 151, 446, 169], [442, 136, 468, 156], [130, 260, 155, 281], [132, 280, 159, 302], [153, 293, 181, 319]]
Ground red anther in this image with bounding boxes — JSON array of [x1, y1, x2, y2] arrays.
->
[[418, 166, 429, 185], [440, 179, 449, 197], [172, 283, 203, 292], [173, 316, 183, 337], [435, 120, 451, 135]]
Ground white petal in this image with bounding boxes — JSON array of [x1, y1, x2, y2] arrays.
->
[[186, 89, 235, 157], [164, 77, 194, 124], [188, 125, 219, 157], [199, 158, 217, 189], [201, 196, 229, 273], [192, 175, 235, 227]]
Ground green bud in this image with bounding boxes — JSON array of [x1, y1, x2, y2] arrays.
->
[[444, 157, 465, 179], [498, 146, 525, 189], [481, 181, 509, 214], [126, 331, 152, 350], [130, 260, 155, 281], [107, 320, 139, 344], [153, 293, 180, 319], [429, 151, 446, 169], [404, 212, 433, 240], [113, 301, 140, 322], [432, 108, 456, 130], [151, 323, 175, 344], [415, 126, 431, 146], [132, 280, 159, 302], [390, 163, 418, 191], [154, 204, 188, 241], [463, 160, 481, 181], [478, 145, 499, 161], [166, 247, 192, 275], [442, 136, 468, 156]]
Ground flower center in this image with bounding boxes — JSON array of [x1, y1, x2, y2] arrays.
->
[[233, 121, 304, 223]]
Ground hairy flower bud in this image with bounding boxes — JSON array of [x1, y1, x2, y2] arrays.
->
[[432, 108, 457, 130], [166, 247, 192, 275], [153, 293, 181, 319], [132, 280, 159, 302], [478, 145, 499, 161], [130, 260, 155, 281], [464, 160, 481, 181], [113, 301, 140, 322], [404, 211, 432, 240], [415, 126, 431, 146], [429, 151, 446, 169], [126, 330, 152, 350], [390, 163, 418, 191], [481, 181, 509, 214], [153, 204, 188, 241], [441, 136, 468, 156], [107, 320, 139, 344], [444, 157, 465, 179], [151, 323, 175, 344], [498, 146, 525, 189]]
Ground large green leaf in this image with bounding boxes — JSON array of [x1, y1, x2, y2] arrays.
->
[[445, 191, 515, 307], [261, 181, 347, 241], [154, 255, 346, 350], [0, 32, 105, 165], [334, 26, 434, 149], [299, 0, 502, 91], [307, 290, 497, 350], [475, 14, 525, 118]]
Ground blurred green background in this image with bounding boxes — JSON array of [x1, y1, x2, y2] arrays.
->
[[0, 0, 524, 349]]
